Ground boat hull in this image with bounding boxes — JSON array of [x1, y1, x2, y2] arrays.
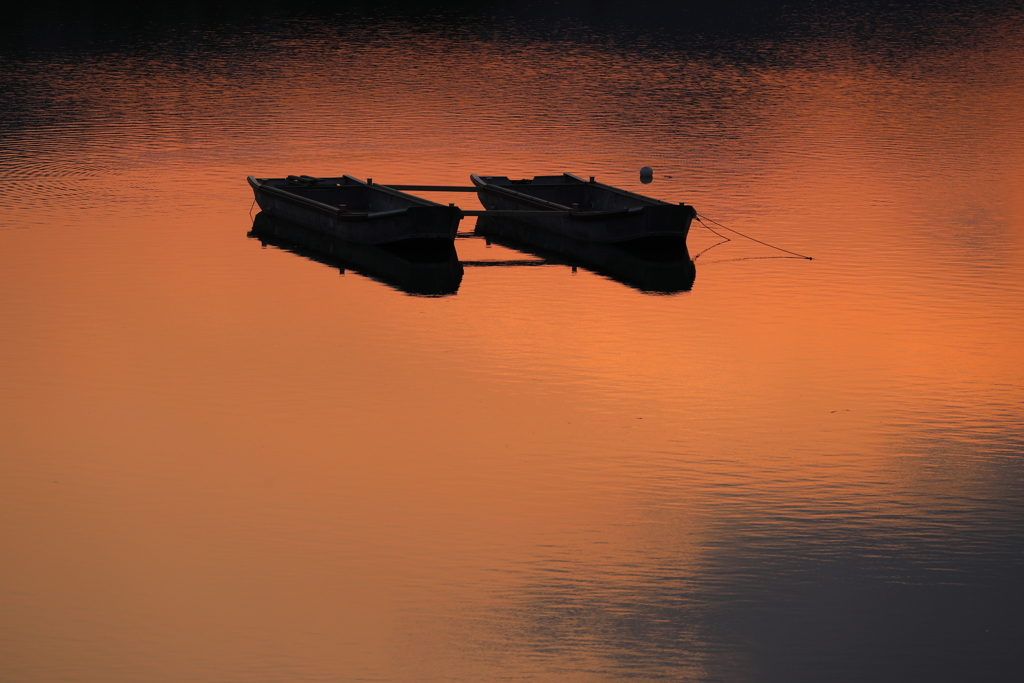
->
[[248, 175, 462, 245], [472, 174, 694, 244]]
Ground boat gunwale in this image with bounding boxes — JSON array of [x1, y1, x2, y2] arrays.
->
[[470, 172, 680, 217]]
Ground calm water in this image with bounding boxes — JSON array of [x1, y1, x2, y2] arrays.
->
[[2, 2, 1023, 681]]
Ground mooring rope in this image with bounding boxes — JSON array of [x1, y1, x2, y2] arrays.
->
[[694, 213, 813, 261], [691, 219, 732, 260]]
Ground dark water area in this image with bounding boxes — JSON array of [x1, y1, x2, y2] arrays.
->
[[2, 2, 1023, 682]]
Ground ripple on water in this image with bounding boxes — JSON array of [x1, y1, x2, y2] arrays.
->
[[1, 6, 1023, 683]]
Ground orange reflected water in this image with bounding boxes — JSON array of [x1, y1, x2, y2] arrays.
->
[[1, 8, 1023, 683]]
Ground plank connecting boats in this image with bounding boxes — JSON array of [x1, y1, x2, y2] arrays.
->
[[470, 173, 696, 244], [247, 175, 463, 245]]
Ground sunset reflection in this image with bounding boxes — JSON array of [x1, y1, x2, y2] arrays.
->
[[1, 3, 1023, 682]]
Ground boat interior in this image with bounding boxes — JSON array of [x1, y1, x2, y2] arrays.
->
[[264, 175, 429, 213], [478, 174, 662, 211]]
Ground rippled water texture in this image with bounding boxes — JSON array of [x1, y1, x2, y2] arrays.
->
[[2, 2, 1023, 681]]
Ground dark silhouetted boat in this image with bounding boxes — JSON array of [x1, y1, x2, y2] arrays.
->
[[247, 175, 463, 244], [471, 173, 695, 244], [475, 215, 695, 294], [249, 212, 463, 296]]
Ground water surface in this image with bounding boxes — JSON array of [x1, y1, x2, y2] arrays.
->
[[2, 3, 1023, 682]]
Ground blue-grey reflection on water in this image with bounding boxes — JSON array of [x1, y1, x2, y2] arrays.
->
[[486, 449, 1024, 681], [1, 2, 1023, 682]]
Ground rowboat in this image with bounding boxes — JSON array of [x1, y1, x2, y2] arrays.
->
[[247, 175, 463, 244], [475, 215, 695, 294], [470, 173, 695, 244], [249, 212, 463, 296]]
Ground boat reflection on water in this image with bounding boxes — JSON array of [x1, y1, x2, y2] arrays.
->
[[474, 215, 696, 294], [249, 211, 463, 296]]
